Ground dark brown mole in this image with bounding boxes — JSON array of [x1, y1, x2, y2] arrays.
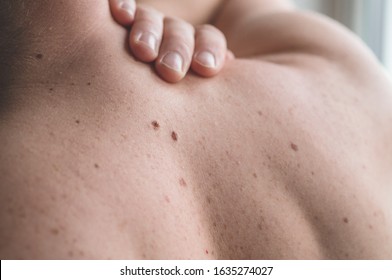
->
[[151, 121, 160, 130], [49, 88, 54, 92], [179, 178, 187, 187], [94, 163, 100, 169], [50, 228, 59, 235], [87, 82, 91, 86], [35, 53, 43, 59], [75, 120, 80, 124], [171, 131, 178, 141], [343, 217, 349, 224], [290, 142, 299, 152]]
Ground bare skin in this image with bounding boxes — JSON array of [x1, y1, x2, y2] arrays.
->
[[0, 0, 392, 259]]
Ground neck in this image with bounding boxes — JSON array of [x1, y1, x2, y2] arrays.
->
[[0, 0, 118, 88]]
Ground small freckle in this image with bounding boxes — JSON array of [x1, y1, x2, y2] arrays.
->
[[311, 171, 315, 176], [164, 195, 170, 203], [50, 228, 59, 235], [70, 82, 75, 86], [49, 88, 54, 91], [35, 53, 43, 59], [179, 178, 187, 187], [290, 142, 299, 152], [171, 131, 178, 141], [68, 251, 74, 257], [257, 224, 262, 230], [368, 224, 373, 230], [94, 163, 99, 169], [87, 82, 91, 86], [253, 173, 258, 178], [257, 111, 263, 116], [205, 249, 209, 254], [343, 217, 349, 224], [151, 121, 160, 130], [75, 120, 80, 124], [314, 215, 319, 220], [213, 222, 217, 227], [206, 196, 212, 204]]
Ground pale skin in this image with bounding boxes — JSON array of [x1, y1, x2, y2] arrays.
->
[[0, 0, 392, 259]]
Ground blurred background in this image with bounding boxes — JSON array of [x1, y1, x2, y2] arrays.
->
[[294, 0, 391, 75]]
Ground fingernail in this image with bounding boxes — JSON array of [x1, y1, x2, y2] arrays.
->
[[195, 51, 216, 68], [135, 32, 158, 53], [161, 52, 184, 72], [120, 2, 134, 16]]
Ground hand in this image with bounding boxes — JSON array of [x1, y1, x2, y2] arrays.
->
[[109, 0, 233, 83]]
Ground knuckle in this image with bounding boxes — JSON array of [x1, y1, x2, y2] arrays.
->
[[164, 17, 194, 34], [197, 24, 225, 38]]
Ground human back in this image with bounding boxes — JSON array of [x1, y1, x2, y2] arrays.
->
[[0, 0, 392, 259]]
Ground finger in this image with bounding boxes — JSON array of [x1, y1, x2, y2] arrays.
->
[[191, 25, 228, 77], [156, 17, 195, 83], [129, 6, 164, 62], [109, 0, 136, 26]]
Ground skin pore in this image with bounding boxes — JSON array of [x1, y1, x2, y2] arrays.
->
[[1, 0, 392, 259]]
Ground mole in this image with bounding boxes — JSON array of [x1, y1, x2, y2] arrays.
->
[[151, 121, 160, 130], [253, 173, 258, 178], [171, 131, 178, 141], [35, 53, 43, 59], [257, 111, 263, 116], [75, 120, 80, 124], [87, 82, 91, 86], [50, 228, 59, 235], [343, 217, 349, 224], [179, 178, 187, 187], [205, 249, 209, 255], [94, 163, 99, 169], [49, 88, 54, 92], [290, 142, 299, 152]]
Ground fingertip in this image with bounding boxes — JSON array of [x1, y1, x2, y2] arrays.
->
[[109, 0, 136, 26], [156, 53, 186, 83]]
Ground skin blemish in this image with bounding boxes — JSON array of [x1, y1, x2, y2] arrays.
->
[[205, 249, 209, 255], [164, 195, 170, 203], [94, 163, 99, 169], [68, 251, 74, 257], [75, 120, 80, 124], [179, 178, 187, 187], [151, 121, 160, 130], [171, 131, 178, 142], [87, 82, 91, 86], [206, 196, 212, 204], [368, 224, 373, 230], [253, 173, 258, 178], [343, 217, 349, 224], [290, 142, 299, 152], [49, 88, 54, 92], [35, 53, 43, 59], [257, 224, 262, 230], [257, 111, 263, 116], [50, 228, 59, 235]]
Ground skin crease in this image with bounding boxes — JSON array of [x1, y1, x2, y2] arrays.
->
[[0, 0, 392, 259]]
